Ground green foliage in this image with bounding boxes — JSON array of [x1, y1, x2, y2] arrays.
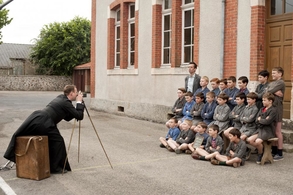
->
[[30, 16, 91, 76], [0, 0, 13, 44]]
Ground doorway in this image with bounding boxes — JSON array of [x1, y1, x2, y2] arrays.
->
[[266, 0, 293, 119]]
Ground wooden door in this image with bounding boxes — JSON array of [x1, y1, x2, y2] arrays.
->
[[266, 0, 292, 119]]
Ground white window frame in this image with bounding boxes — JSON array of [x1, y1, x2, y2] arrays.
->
[[161, 0, 172, 66], [115, 9, 121, 68], [128, 3, 135, 68], [181, 1, 194, 65]]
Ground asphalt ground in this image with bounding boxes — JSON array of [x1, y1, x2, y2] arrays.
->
[[0, 91, 293, 195]]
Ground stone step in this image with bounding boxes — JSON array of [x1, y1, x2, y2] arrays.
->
[[283, 143, 293, 153], [282, 129, 293, 144]]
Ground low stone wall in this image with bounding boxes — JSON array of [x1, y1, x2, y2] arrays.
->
[[0, 75, 72, 91]]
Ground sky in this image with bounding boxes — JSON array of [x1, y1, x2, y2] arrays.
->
[[1, 0, 91, 44]]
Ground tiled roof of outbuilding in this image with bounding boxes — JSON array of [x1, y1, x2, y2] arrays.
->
[[0, 43, 33, 67]]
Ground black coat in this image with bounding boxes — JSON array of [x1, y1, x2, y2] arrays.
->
[[4, 94, 84, 172]]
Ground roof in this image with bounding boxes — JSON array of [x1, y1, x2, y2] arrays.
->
[[74, 62, 91, 70], [0, 43, 33, 67]]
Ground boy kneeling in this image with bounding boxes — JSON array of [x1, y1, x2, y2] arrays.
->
[[211, 128, 247, 168]]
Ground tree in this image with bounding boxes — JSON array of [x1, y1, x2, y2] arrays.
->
[[30, 16, 91, 76], [0, 0, 13, 44]]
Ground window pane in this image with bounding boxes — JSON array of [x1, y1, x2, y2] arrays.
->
[[191, 28, 194, 44], [163, 49, 170, 64], [164, 15, 171, 30], [116, 40, 120, 52], [285, 0, 293, 13], [117, 10, 120, 21], [130, 52, 135, 65], [184, 29, 192, 45], [130, 5, 135, 18], [184, 47, 191, 63], [184, 10, 192, 27], [271, 0, 282, 15], [164, 0, 172, 9], [184, 0, 193, 4], [116, 26, 120, 39], [130, 38, 135, 51], [130, 23, 135, 37], [164, 32, 170, 47], [116, 54, 120, 66]]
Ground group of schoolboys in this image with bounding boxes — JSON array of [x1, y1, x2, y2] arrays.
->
[[159, 66, 285, 168]]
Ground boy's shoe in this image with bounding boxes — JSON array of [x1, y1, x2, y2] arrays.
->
[[166, 145, 174, 152], [191, 154, 200, 160], [185, 149, 192, 154], [245, 148, 252, 160], [273, 154, 284, 161], [232, 162, 240, 168], [256, 154, 263, 164], [175, 148, 183, 154], [159, 143, 165, 148], [211, 159, 219, 165]]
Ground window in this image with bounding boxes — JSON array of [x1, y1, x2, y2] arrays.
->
[[271, 0, 293, 15], [115, 10, 121, 67], [182, 1, 194, 64], [128, 4, 135, 67], [162, 0, 172, 65]]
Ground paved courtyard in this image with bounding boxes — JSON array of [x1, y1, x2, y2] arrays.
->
[[0, 91, 293, 195]]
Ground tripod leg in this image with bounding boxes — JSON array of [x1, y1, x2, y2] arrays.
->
[[84, 104, 113, 169], [63, 119, 76, 175], [0, 161, 14, 171]]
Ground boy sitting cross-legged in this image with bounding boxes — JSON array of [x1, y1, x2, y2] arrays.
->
[[191, 124, 224, 161], [167, 119, 195, 153], [211, 128, 247, 168], [247, 92, 277, 164], [184, 122, 209, 154], [159, 117, 180, 150]]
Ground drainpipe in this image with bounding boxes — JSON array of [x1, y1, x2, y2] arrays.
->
[[220, 0, 226, 79], [0, 0, 13, 10]]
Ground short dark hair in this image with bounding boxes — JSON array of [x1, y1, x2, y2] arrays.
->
[[217, 93, 229, 101], [185, 91, 193, 97], [209, 124, 219, 133], [189, 62, 198, 69], [197, 122, 207, 129], [246, 92, 258, 100], [238, 76, 249, 84], [170, 117, 178, 124], [195, 92, 204, 99], [178, 88, 186, 93], [229, 128, 241, 138], [227, 76, 236, 83], [206, 91, 216, 98], [258, 70, 270, 78], [64, 85, 76, 96], [262, 92, 275, 103], [272, 67, 284, 76], [219, 78, 227, 85], [235, 92, 246, 100]]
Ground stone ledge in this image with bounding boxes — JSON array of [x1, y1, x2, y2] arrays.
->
[[282, 129, 293, 144], [283, 144, 293, 153]]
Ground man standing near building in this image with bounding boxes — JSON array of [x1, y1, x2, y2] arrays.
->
[[185, 62, 201, 93]]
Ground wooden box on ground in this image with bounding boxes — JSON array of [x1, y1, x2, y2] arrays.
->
[[15, 136, 50, 180]]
